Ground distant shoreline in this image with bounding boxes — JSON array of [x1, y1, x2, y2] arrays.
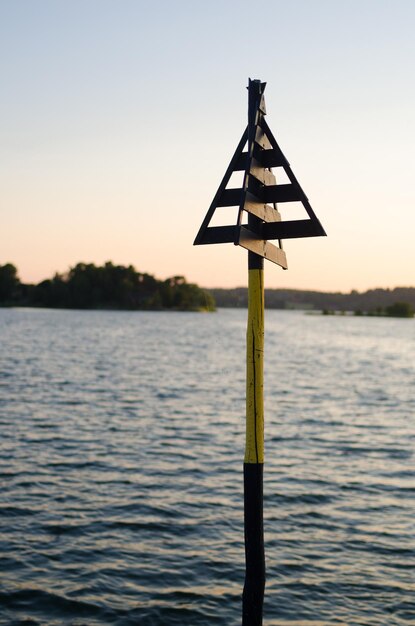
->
[[0, 262, 216, 312], [208, 286, 415, 315]]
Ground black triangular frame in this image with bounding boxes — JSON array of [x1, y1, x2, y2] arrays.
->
[[194, 82, 326, 267]]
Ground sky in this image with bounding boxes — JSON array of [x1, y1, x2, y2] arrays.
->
[[1, 0, 414, 292]]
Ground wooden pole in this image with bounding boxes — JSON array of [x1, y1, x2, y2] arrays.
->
[[242, 247, 265, 625], [193, 78, 325, 624], [242, 79, 266, 626]]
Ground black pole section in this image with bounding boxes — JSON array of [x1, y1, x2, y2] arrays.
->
[[243, 462, 265, 625]]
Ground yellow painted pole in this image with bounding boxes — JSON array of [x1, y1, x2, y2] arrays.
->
[[245, 264, 264, 465]]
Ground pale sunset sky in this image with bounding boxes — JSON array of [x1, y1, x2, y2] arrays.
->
[[1, 0, 414, 292]]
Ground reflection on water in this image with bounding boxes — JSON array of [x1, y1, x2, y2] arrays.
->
[[0, 308, 414, 625]]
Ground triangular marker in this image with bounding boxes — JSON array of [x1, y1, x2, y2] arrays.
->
[[194, 80, 326, 267]]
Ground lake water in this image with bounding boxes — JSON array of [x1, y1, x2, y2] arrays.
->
[[0, 308, 414, 625]]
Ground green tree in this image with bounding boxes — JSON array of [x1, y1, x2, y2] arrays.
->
[[167, 276, 215, 311], [0, 263, 20, 304], [33, 273, 69, 308], [385, 302, 414, 318], [4, 261, 216, 311]]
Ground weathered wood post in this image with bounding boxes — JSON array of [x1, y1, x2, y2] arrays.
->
[[194, 79, 326, 625]]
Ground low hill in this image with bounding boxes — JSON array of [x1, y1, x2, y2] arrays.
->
[[209, 286, 415, 313]]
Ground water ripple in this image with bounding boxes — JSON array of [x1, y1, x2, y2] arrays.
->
[[0, 308, 414, 624]]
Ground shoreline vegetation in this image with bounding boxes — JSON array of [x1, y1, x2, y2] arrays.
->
[[0, 262, 215, 312], [1, 263, 414, 317], [209, 287, 415, 318], [323, 302, 414, 318]]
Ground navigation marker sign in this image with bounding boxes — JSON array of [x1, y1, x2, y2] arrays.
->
[[194, 80, 326, 267], [194, 80, 326, 626]]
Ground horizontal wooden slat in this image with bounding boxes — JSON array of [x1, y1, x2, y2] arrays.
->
[[249, 158, 276, 186], [251, 142, 287, 167], [194, 225, 237, 244], [244, 192, 281, 223], [255, 126, 272, 150], [232, 147, 288, 172], [234, 152, 248, 171], [195, 219, 327, 245], [246, 175, 263, 199], [259, 147, 288, 168], [248, 176, 301, 202], [238, 227, 288, 268], [262, 184, 304, 203], [262, 219, 327, 240], [217, 188, 243, 207]]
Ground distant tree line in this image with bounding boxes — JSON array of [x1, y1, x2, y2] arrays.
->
[[0, 262, 215, 312], [353, 301, 414, 318], [2, 262, 414, 316], [209, 286, 415, 316]]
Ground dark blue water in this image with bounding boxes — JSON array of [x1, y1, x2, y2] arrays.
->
[[0, 308, 414, 625]]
